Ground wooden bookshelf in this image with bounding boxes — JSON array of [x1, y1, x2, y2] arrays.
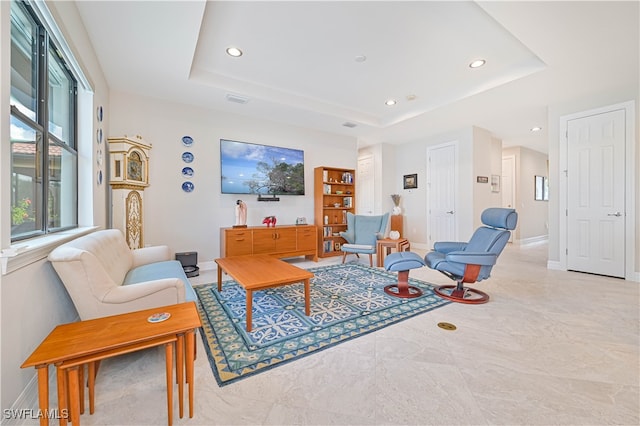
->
[[314, 166, 356, 258]]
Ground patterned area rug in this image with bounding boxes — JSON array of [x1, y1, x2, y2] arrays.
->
[[195, 262, 450, 386]]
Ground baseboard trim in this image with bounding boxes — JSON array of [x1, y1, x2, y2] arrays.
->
[[198, 260, 216, 271], [515, 235, 548, 246], [547, 260, 563, 270], [1, 368, 57, 426]]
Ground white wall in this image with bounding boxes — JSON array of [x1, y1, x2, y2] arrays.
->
[[1, 1, 111, 412], [108, 91, 358, 265], [472, 126, 503, 229], [357, 143, 396, 216]]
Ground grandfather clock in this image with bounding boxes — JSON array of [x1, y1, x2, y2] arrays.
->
[[108, 135, 151, 249]]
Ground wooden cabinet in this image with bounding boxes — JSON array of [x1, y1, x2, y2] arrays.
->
[[314, 166, 356, 258], [220, 225, 318, 261], [224, 229, 253, 256], [253, 227, 297, 254]]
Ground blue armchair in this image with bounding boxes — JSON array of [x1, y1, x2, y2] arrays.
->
[[340, 212, 390, 267], [425, 208, 517, 304]]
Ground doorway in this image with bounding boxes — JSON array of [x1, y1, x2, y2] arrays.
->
[[502, 155, 516, 242], [559, 101, 636, 279], [357, 154, 374, 215], [426, 141, 458, 248]]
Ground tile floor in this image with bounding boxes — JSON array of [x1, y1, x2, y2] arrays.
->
[[69, 243, 639, 425]]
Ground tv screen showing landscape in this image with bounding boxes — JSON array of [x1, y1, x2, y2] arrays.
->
[[220, 139, 305, 195]]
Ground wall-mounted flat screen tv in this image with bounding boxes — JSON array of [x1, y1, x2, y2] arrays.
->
[[220, 139, 305, 195]]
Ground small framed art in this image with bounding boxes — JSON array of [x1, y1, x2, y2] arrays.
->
[[403, 174, 418, 189]]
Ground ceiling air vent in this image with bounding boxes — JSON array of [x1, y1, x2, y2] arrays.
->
[[342, 122, 357, 128], [225, 93, 250, 104]]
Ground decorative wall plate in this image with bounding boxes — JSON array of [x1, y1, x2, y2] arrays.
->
[[182, 152, 194, 163], [97, 106, 103, 122], [182, 181, 194, 192], [97, 128, 102, 143], [181, 166, 194, 178], [97, 170, 103, 185], [182, 136, 193, 146]]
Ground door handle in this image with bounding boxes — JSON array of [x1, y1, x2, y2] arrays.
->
[[446, 211, 454, 214], [607, 212, 622, 217]]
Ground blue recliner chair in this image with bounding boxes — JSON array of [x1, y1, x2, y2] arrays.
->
[[340, 212, 390, 267], [425, 208, 517, 304]]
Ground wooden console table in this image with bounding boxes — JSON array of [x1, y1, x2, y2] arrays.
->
[[21, 302, 201, 426], [376, 238, 411, 267], [220, 224, 318, 261]]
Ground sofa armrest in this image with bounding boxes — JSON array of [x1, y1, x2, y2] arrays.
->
[[131, 245, 171, 267], [101, 278, 186, 304]]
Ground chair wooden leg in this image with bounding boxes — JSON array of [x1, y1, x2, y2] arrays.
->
[[342, 251, 347, 263], [368, 254, 373, 267]]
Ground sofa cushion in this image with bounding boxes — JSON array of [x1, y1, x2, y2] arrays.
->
[[60, 229, 134, 286], [123, 260, 197, 302]]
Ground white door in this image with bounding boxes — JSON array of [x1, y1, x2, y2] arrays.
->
[[427, 142, 457, 248], [502, 155, 516, 242], [357, 155, 374, 215], [567, 109, 626, 278], [501, 156, 515, 209]]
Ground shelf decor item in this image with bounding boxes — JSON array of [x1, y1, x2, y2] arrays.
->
[[391, 194, 401, 215]]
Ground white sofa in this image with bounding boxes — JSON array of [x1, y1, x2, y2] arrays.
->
[[48, 229, 196, 320]]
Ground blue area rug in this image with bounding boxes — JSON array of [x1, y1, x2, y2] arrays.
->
[[195, 262, 450, 386]]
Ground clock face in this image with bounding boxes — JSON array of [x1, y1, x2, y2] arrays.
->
[[127, 156, 143, 181]]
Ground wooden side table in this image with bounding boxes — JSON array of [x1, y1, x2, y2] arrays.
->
[[376, 238, 411, 267], [21, 302, 201, 426]]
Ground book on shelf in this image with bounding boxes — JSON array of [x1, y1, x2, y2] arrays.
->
[[323, 170, 328, 182], [323, 184, 331, 194], [343, 197, 352, 208]]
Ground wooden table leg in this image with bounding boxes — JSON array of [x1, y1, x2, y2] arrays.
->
[[176, 334, 184, 418], [35, 366, 50, 426], [246, 290, 253, 332], [55, 365, 67, 426], [66, 367, 80, 426], [185, 330, 195, 418], [304, 278, 310, 316], [78, 364, 85, 415], [165, 342, 173, 426], [88, 362, 96, 415], [217, 266, 223, 292]]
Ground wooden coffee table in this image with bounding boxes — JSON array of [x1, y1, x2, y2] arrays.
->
[[215, 255, 314, 331]]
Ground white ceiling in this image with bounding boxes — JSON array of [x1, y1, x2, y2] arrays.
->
[[75, 1, 639, 154]]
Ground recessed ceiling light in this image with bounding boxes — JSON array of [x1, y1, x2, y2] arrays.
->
[[469, 59, 486, 68], [530, 126, 543, 132], [226, 47, 243, 57], [354, 55, 367, 63], [406, 94, 417, 101], [385, 99, 397, 106]]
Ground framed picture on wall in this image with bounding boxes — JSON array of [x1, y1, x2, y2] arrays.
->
[[403, 174, 418, 189]]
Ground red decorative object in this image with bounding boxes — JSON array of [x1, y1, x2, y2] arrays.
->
[[262, 216, 277, 227]]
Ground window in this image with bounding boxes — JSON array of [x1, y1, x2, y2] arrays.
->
[[10, 0, 77, 241]]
